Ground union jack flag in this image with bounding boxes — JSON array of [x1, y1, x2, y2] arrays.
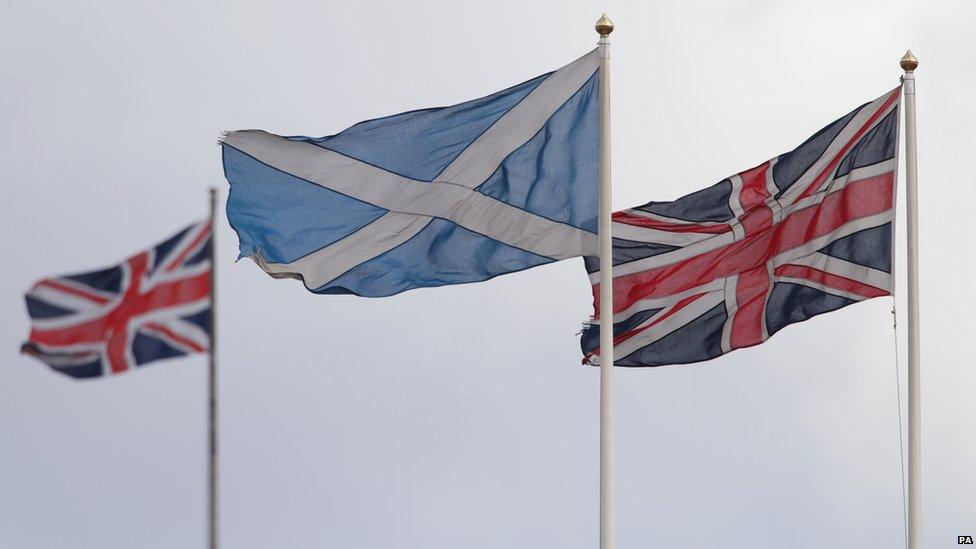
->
[[582, 88, 900, 366], [22, 221, 212, 379]]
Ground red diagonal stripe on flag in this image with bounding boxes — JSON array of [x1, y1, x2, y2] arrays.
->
[[164, 223, 212, 273], [586, 292, 707, 361], [774, 264, 889, 298], [143, 322, 207, 353], [612, 212, 732, 234], [36, 279, 111, 305], [793, 89, 899, 203]]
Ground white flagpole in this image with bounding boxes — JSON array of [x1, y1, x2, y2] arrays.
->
[[595, 13, 615, 549], [900, 50, 920, 549], [208, 187, 219, 549]]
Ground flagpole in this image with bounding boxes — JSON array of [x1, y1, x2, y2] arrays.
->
[[208, 187, 219, 549], [595, 13, 615, 549], [900, 50, 920, 549]]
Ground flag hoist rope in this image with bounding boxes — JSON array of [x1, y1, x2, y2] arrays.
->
[[900, 50, 921, 549], [595, 13, 615, 549], [208, 187, 219, 549]]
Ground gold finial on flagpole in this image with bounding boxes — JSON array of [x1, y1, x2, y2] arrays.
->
[[900, 50, 918, 72], [595, 13, 614, 37]]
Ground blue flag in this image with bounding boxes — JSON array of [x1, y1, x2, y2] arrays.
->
[[221, 50, 599, 297], [22, 221, 213, 378], [581, 89, 900, 367]]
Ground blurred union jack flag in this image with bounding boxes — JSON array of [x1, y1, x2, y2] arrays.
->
[[583, 88, 900, 367], [22, 221, 212, 379]]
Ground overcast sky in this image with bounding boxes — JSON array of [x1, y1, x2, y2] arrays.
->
[[1, 1, 973, 548]]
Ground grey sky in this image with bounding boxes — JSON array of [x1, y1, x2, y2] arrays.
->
[[1, 1, 973, 547]]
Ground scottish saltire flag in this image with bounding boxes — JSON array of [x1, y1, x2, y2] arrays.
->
[[221, 50, 600, 297], [22, 222, 212, 378], [582, 88, 900, 366]]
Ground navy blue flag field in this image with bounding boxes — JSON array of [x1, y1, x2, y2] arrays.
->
[[22, 222, 212, 378], [583, 88, 900, 367], [221, 49, 600, 297]]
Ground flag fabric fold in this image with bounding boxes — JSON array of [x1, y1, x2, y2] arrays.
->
[[22, 222, 212, 378], [582, 88, 901, 367], [221, 49, 600, 297]]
